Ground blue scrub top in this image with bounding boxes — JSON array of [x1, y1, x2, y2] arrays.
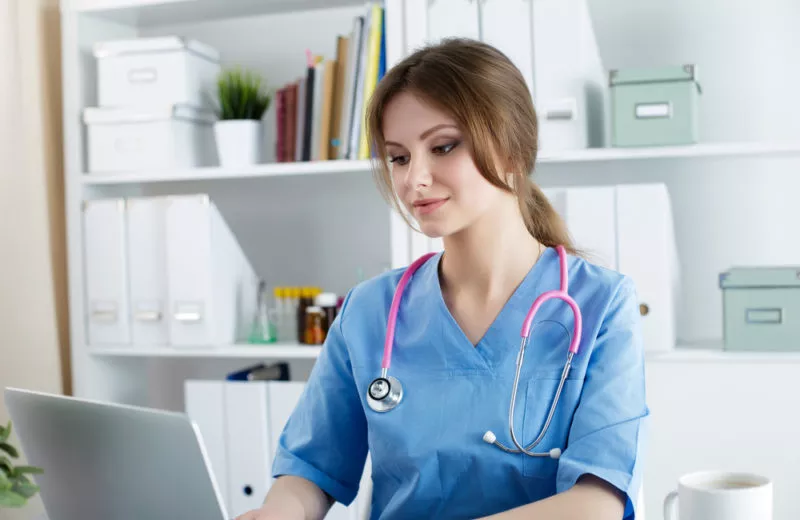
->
[[273, 247, 649, 519]]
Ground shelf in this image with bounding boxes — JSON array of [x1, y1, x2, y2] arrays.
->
[[71, 0, 366, 27], [646, 343, 800, 363], [537, 140, 800, 164], [80, 141, 800, 186], [88, 343, 323, 359], [81, 159, 372, 185]]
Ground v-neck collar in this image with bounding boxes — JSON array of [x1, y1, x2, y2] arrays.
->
[[424, 247, 558, 371]]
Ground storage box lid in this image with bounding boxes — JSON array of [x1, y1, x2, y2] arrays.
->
[[719, 266, 800, 289], [609, 64, 701, 92], [83, 104, 217, 125], [93, 36, 220, 63]]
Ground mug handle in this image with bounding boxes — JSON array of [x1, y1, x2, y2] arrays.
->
[[663, 490, 679, 520]]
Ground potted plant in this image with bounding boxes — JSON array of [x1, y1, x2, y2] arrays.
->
[[0, 421, 43, 509], [213, 66, 272, 167]]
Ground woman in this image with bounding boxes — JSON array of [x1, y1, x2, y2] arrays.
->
[[239, 38, 648, 520]]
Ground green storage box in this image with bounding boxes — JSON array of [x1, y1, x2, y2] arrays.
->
[[719, 267, 800, 352], [609, 64, 702, 147]]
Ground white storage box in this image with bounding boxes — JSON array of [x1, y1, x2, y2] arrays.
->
[[93, 36, 220, 109], [83, 104, 217, 173]]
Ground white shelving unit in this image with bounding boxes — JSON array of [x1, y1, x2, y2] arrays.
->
[[61, 0, 800, 404], [58, 0, 800, 518]]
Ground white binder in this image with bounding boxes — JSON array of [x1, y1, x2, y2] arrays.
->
[[184, 381, 368, 520], [126, 197, 169, 345], [426, 0, 480, 44], [224, 382, 272, 517], [165, 195, 259, 346], [545, 184, 679, 352], [616, 184, 679, 353], [530, 0, 607, 151], [184, 380, 230, 514], [480, 0, 535, 92], [543, 186, 617, 269], [82, 198, 130, 345]]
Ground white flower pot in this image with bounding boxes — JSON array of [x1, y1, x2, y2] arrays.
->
[[213, 119, 263, 167]]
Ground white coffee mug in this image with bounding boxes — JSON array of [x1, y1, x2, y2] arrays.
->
[[663, 470, 772, 520]]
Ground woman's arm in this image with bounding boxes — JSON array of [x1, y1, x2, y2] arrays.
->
[[477, 475, 626, 520], [236, 476, 333, 520]]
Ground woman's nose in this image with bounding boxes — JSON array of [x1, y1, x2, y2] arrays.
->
[[405, 155, 433, 190]]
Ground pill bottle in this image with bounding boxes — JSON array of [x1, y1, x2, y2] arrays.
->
[[315, 292, 339, 335], [304, 306, 325, 345]]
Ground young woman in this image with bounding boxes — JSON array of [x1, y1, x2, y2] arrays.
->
[[238, 38, 648, 520]]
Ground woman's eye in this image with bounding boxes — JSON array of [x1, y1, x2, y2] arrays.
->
[[389, 155, 409, 166], [432, 141, 460, 155]]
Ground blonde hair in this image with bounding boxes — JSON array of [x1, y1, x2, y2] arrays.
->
[[366, 38, 576, 253]]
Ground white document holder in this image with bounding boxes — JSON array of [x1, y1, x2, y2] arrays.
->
[[545, 184, 679, 352], [185, 381, 368, 520], [126, 197, 169, 345], [165, 195, 259, 346], [82, 198, 130, 345], [530, 0, 607, 151]]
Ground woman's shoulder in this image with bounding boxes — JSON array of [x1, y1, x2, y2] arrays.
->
[[337, 266, 408, 324], [566, 251, 638, 317]]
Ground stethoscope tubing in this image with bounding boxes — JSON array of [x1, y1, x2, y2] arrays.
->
[[368, 245, 582, 460]]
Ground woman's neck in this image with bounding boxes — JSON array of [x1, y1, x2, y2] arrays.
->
[[439, 200, 542, 301]]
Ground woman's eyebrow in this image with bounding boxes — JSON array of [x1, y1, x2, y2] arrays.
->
[[384, 123, 459, 147]]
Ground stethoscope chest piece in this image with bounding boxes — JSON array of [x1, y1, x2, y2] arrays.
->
[[367, 376, 403, 412]]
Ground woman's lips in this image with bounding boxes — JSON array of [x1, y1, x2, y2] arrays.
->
[[412, 198, 448, 215]]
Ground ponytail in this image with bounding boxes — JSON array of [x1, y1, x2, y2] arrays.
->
[[520, 180, 578, 255]]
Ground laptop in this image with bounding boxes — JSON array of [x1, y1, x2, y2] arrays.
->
[[4, 387, 230, 520]]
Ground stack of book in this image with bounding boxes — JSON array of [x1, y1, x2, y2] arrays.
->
[[274, 1, 385, 163]]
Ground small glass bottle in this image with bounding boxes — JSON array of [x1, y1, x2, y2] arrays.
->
[[315, 292, 339, 337], [304, 306, 325, 345], [273, 287, 285, 342], [297, 287, 313, 344], [248, 281, 276, 344]]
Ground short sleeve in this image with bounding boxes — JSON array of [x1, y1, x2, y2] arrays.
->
[[272, 290, 368, 506], [556, 277, 650, 519]]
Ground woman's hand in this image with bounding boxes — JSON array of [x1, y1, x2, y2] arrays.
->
[[232, 476, 332, 520], [233, 507, 280, 520]]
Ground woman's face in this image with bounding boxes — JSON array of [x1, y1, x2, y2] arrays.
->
[[382, 91, 507, 239]]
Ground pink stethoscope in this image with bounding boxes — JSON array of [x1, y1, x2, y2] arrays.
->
[[366, 245, 582, 459]]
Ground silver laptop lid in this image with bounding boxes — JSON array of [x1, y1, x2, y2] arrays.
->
[[3, 387, 229, 520]]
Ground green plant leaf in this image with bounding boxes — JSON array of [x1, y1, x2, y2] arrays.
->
[[0, 421, 10, 443], [11, 478, 39, 499], [0, 488, 27, 508], [0, 443, 18, 458], [0, 456, 13, 473], [11, 466, 43, 477], [215, 66, 270, 120], [0, 468, 11, 491]]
